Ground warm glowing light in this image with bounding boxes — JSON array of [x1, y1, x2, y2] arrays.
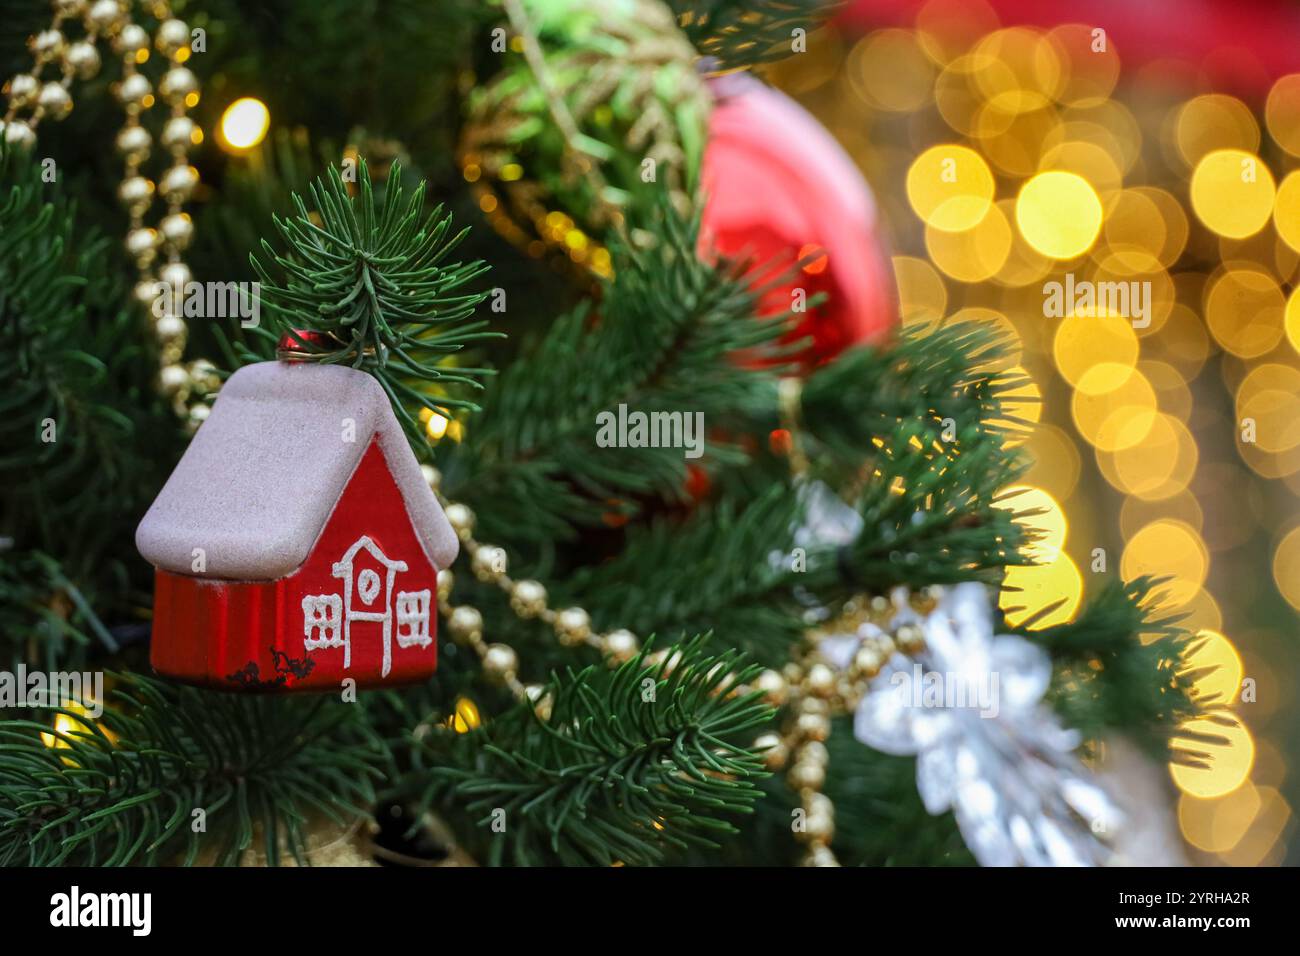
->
[[1272, 526, 1300, 612], [1179, 785, 1261, 853], [993, 484, 1067, 563], [999, 552, 1083, 629], [798, 243, 828, 274], [1180, 629, 1244, 707], [1205, 268, 1285, 358], [905, 144, 995, 232], [1070, 364, 1158, 452], [1170, 712, 1255, 799], [892, 255, 948, 329], [1021, 423, 1081, 501], [1044, 23, 1119, 106], [1236, 364, 1300, 453], [849, 29, 935, 112], [448, 696, 481, 733], [1189, 149, 1275, 238], [1175, 95, 1260, 166], [1015, 171, 1102, 259], [1265, 74, 1300, 157], [1053, 313, 1139, 389], [1121, 519, 1208, 606], [219, 97, 270, 150], [925, 203, 1011, 281], [987, 362, 1041, 446], [1273, 171, 1300, 253], [1102, 413, 1198, 501], [1286, 287, 1300, 357]]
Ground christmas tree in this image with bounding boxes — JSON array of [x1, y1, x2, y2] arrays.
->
[[0, 0, 1204, 868]]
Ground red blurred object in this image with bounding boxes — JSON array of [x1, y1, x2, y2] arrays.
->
[[840, 0, 1300, 96], [276, 327, 338, 358], [151, 440, 441, 691], [700, 73, 898, 366]]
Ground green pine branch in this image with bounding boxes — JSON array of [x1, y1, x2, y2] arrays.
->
[[249, 159, 497, 442], [406, 639, 773, 866], [0, 676, 386, 866], [1025, 576, 1200, 760], [797, 324, 1034, 590], [564, 487, 810, 666], [443, 204, 795, 544], [0, 147, 178, 666]]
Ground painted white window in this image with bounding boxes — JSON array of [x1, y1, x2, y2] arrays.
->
[[302, 594, 343, 650], [395, 589, 433, 649]]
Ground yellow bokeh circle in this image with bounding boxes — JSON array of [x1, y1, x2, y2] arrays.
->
[[1273, 171, 1300, 254], [1000, 553, 1083, 629], [1272, 526, 1300, 612], [1015, 171, 1102, 259], [1052, 312, 1139, 388], [906, 144, 996, 232], [993, 484, 1068, 563], [1170, 712, 1254, 799], [1189, 149, 1275, 239], [1121, 519, 1208, 607], [1204, 268, 1285, 358], [925, 203, 1013, 281]]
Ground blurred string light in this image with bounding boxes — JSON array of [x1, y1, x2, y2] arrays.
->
[[766, 0, 1300, 863], [218, 96, 270, 151]]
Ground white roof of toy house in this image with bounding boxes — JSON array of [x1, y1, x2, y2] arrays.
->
[[136, 361, 459, 580]]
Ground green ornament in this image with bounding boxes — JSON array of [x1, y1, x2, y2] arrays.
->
[[461, 0, 710, 271]]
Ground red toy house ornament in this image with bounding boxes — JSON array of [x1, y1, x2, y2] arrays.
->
[[135, 360, 460, 691]]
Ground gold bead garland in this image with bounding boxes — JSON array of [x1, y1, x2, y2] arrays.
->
[[4, 0, 207, 427], [420, 462, 939, 867]]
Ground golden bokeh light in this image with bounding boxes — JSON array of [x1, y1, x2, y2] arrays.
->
[[219, 96, 271, 151], [925, 202, 1012, 281], [1044, 23, 1119, 107], [1216, 787, 1291, 866], [1179, 785, 1261, 853], [1100, 412, 1198, 501], [950, 307, 1022, 368], [1021, 423, 1081, 501], [1070, 364, 1157, 451], [1175, 94, 1260, 167], [1139, 359, 1193, 422], [971, 27, 1063, 114], [1170, 712, 1255, 799], [1181, 629, 1244, 707], [906, 144, 996, 231], [1101, 189, 1167, 274], [1121, 518, 1208, 606], [1039, 139, 1122, 210], [913, 0, 999, 65], [849, 29, 936, 112], [892, 255, 948, 329], [1189, 149, 1276, 238], [977, 104, 1061, 177], [1265, 73, 1300, 157], [999, 552, 1083, 629], [1174, 588, 1225, 636], [1286, 286, 1300, 356], [1204, 267, 1286, 358], [1119, 487, 1203, 540], [1271, 526, 1300, 612], [994, 484, 1068, 563], [1052, 313, 1139, 388], [1236, 363, 1300, 453], [1273, 171, 1300, 253], [987, 362, 1041, 446], [1015, 171, 1102, 259]]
